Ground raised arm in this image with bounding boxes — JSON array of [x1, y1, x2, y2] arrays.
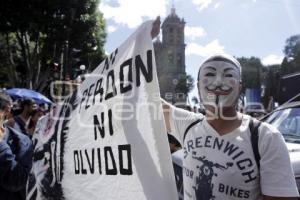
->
[[161, 98, 171, 133]]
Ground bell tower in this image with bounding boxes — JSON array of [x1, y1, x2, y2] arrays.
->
[[154, 5, 187, 104]]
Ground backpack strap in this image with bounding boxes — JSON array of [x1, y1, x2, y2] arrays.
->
[[183, 118, 203, 142], [249, 117, 262, 169]]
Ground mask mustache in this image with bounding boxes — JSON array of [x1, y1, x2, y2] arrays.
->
[[205, 85, 233, 95]]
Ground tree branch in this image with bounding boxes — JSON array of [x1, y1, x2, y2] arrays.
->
[[24, 33, 33, 88], [5, 33, 17, 87], [16, 30, 31, 88]]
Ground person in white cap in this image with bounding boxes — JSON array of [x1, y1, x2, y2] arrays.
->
[[160, 53, 299, 200]]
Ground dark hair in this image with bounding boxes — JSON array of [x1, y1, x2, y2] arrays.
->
[[20, 98, 36, 109], [0, 92, 12, 110]]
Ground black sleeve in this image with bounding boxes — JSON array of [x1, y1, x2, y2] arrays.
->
[[0, 135, 33, 192]]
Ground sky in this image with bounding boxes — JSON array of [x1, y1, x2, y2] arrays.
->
[[99, 0, 300, 100]]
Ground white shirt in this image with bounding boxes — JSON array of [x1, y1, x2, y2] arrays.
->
[[169, 106, 299, 200]]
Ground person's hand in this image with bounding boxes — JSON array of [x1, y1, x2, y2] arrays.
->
[[151, 16, 161, 39]]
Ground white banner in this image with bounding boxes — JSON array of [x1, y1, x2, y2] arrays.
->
[[27, 21, 178, 200]]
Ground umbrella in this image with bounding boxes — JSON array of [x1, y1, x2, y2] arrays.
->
[[5, 88, 53, 105]]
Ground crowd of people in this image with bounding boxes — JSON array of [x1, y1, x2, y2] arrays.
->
[[0, 17, 299, 200], [0, 93, 48, 200]]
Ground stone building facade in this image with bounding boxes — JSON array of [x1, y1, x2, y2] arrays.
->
[[154, 7, 187, 104]]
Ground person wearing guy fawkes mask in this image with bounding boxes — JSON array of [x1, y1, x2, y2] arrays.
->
[[161, 54, 299, 200]]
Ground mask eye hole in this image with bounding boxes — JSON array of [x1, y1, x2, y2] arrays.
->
[[205, 72, 215, 77], [224, 74, 233, 78]]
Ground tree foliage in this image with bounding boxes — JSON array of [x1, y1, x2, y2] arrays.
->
[[237, 57, 263, 92], [281, 34, 300, 76], [261, 65, 280, 107], [0, 0, 106, 92], [175, 74, 194, 95]]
